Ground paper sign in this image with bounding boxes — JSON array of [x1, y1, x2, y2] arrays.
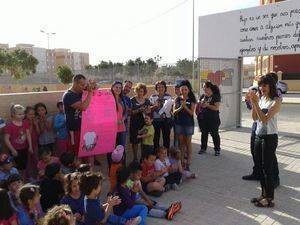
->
[[78, 90, 117, 157]]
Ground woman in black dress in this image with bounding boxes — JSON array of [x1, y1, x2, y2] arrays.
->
[[129, 83, 150, 161]]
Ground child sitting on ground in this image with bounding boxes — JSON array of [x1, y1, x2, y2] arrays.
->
[[54, 101, 68, 157], [80, 172, 141, 225], [60, 152, 79, 175], [128, 161, 181, 220], [0, 153, 19, 183], [4, 104, 33, 178], [6, 174, 23, 212], [114, 168, 148, 225], [60, 172, 84, 225], [37, 146, 60, 178], [40, 163, 64, 212], [169, 147, 197, 181], [43, 205, 75, 225], [137, 114, 155, 161], [0, 188, 19, 225], [140, 153, 165, 195], [19, 184, 44, 225], [155, 147, 182, 191], [109, 145, 125, 193]]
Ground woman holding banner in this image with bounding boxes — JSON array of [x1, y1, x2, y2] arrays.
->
[[247, 74, 281, 208]]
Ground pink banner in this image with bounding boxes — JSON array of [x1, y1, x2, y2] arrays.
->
[[78, 90, 117, 158]]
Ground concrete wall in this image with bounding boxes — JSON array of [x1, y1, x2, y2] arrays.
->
[[0, 86, 176, 120]]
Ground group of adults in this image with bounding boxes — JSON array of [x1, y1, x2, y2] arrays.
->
[[62, 75, 222, 171]]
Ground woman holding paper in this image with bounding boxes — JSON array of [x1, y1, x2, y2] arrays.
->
[[173, 80, 196, 171], [149, 80, 173, 150], [129, 83, 150, 161]]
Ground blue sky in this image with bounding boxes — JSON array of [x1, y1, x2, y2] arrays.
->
[[0, 0, 258, 64]]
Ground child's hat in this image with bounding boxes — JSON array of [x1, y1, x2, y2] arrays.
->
[[111, 145, 124, 163], [0, 153, 13, 166]]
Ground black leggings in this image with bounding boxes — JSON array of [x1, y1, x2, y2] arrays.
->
[[199, 120, 220, 151], [153, 119, 172, 150], [165, 172, 182, 185], [254, 134, 278, 199]]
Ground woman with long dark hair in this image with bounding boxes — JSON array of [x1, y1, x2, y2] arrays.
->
[[173, 80, 196, 170], [149, 81, 173, 150], [197, 81, 221, 156], [109, 81, 127, 167], [248, 74, 281, 207]]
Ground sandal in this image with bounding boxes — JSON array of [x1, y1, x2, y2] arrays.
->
[[254, 198, 274, 208], [250, 196, 264, 203]]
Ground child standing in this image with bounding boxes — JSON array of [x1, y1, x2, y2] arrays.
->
[[140, 154, 165, 194], [40, 163, 64, 212], [4, 105, 33, 178], [137, 114, 155, 161], [80, 172, 141, 225], [37, 147, 60, 178], [0, 153, 19, 182], [109, 145, 125, 193], [24, 106, 40, 181], [19, 184, 43, 225], [0, 188, 19, 225], [155, 147, 182, 190], [54, 101, 68, 157], [60, 173, 84, 225], [34, 103, 55, 153], [114, 168, 148, 225], [128, 162, 181, 220]]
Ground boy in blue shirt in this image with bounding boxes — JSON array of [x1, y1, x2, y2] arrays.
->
[[0, 153, 19, 182], [54, 101, 68, 156], [80, 172, 141, 225]]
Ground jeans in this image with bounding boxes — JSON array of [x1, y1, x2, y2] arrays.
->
[[107, 131, 127, 170], [153, 119, 172, 150], [122, 205, 148, 225], [107, 214, 128, 225], [200, 120, 220, 151], [254, 134, 278, 199]]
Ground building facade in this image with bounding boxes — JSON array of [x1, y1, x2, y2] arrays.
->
[[256, 0, 300, 91]]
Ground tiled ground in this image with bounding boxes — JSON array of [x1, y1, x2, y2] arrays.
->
[[144, 128, 300, 225]]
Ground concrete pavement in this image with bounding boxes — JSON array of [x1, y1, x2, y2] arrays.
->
[[146, 128, 300, 225]]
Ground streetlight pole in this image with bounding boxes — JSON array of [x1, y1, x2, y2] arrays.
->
[[40, 30, 56, 49], [192, 0, 195, 89]]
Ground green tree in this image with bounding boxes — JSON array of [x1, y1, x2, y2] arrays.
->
[[57, 65, 74, 84], [0, 49, 38, 79]]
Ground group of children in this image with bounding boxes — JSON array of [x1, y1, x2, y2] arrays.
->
[[0, 87, 197, 225]]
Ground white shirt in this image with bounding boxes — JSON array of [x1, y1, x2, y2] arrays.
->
[[155, 158, 171, 177]]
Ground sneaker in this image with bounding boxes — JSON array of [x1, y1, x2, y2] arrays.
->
[[242, 174, 260, 181], [198, 149, 206, 154], [172, 201, 182, 214], [125, 216, 142, 225], [166, 204, 176, 220], [215, 150, 220, 156], [171, 183, 179, 191]]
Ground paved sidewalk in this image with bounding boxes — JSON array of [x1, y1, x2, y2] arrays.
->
[[144, 128, 300, 225]]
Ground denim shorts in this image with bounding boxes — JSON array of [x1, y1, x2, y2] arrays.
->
[[174, 124, 194, 136]]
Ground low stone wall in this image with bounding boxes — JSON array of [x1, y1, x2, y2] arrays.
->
[[0, 86, 176, 120]]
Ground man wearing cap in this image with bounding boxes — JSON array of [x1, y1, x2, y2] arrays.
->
[[0, 153, 19, 182]]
